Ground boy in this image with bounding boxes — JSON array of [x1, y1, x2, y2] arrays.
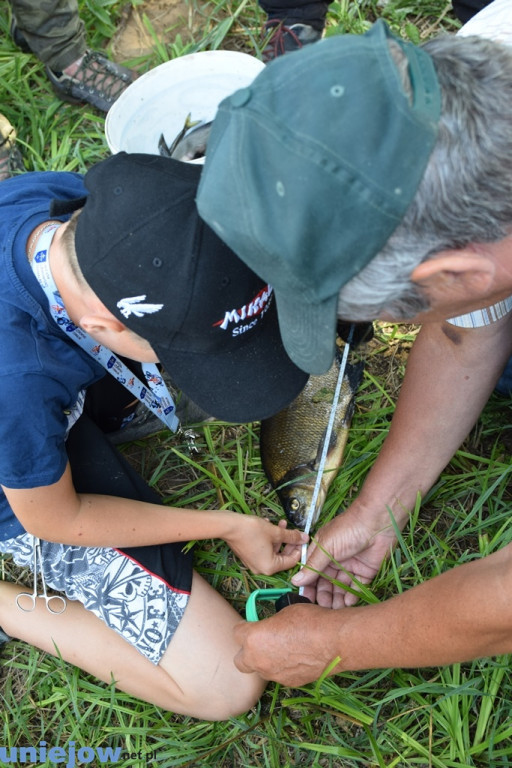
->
[[0, 149, 308, 719]]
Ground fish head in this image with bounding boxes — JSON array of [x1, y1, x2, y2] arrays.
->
[[276, 469, 326, 529]]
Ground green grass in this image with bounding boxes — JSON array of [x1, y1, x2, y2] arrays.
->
[[3, 1, 512, 766]]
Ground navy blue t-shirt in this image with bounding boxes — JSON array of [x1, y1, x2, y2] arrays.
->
[[0, 171, 105, 540]]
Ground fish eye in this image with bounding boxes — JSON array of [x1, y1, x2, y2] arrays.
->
[[289, 498, 300, 511]]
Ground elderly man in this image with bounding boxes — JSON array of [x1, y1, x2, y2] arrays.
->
[[196, 4, 512, 685]]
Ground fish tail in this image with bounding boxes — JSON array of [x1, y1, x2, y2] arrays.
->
[[158, 133, 171, 157]]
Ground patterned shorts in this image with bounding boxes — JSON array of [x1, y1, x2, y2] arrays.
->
[[0, 533, 193, 665]]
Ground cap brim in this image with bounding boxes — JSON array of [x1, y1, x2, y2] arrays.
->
[[272, 292, 339, 375], [155, 299, 309, 422]]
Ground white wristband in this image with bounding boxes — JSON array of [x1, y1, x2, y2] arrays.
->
[[447, 296, 512, 328]]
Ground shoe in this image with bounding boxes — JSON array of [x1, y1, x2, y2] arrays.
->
[[10, 17, 31, 53], [0, 627, 12, 647], [262, 20, 322, 62], [108, 391, 213, 445], [108, 402, 166, 445], [337, 320, 374, 349], [46, 50, 136, 112], [175, 395, 213, 426], [0, 114, 24, 182]]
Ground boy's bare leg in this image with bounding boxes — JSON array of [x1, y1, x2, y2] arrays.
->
[[0, 572, 264, 720]]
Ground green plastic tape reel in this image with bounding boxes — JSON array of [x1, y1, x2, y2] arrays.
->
[[245, 588, 292, 622]]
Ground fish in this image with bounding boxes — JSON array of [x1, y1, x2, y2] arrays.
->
[[170, 121, 212, 161], [158, 112, 199, 157], [259, 348, 364, 529], [158, 113, 212, 161]]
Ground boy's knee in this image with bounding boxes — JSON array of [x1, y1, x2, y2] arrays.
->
[[214, 674, 266, 720], [169, 673, 266, 721]]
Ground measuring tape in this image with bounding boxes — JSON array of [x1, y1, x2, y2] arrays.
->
[[246, 326, 355, 621]]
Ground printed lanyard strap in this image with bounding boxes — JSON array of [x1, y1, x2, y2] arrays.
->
[[30, 224, 179, 432]]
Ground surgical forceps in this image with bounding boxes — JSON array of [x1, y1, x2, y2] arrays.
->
[[16, 537, 67, 615]]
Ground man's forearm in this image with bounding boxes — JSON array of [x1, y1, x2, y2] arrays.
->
[[334, 543, 512, 672], [234, 543, 512, 686], [357, 318, 512, 521]]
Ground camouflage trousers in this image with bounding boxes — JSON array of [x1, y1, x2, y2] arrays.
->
[[8, 0, 86, 72]]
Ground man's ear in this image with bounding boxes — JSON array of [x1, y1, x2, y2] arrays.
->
[[80, 313, 126, 336], [410, 251, 495, 297]]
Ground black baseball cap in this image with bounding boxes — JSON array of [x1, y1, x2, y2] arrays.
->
[[54, 153, 308, 422]]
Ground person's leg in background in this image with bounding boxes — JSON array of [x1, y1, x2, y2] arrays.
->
[[452, 0, 493, 23], [259, 0, 328, 60], [0, 113, 23, 182], [8, 0, 136, 112], [260, 0, 495, 61]]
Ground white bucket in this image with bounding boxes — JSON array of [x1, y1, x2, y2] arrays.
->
[[105, 50, 264, 161]]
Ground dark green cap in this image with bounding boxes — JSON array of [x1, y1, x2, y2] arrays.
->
[[197, 21, 441, 374]]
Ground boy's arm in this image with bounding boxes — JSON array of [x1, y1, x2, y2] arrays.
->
[[1, 464, 307, 575]]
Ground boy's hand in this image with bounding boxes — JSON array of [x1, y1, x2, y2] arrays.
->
[[226, 517, 308, 575]]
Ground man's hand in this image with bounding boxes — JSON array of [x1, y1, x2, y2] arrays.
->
[[291, 318, 512, 608], [235, 544, 512, 681], [292, 504, 399, 607], [234, 603, 343, 686]]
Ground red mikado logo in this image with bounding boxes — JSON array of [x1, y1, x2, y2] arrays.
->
[[213, 285, 273, 336]]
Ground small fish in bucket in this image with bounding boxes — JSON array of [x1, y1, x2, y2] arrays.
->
[[105, 50, 264, 162], [158, 113, 213, 162]]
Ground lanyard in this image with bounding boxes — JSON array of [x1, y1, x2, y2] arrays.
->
[[30, 224, 179, 433]]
